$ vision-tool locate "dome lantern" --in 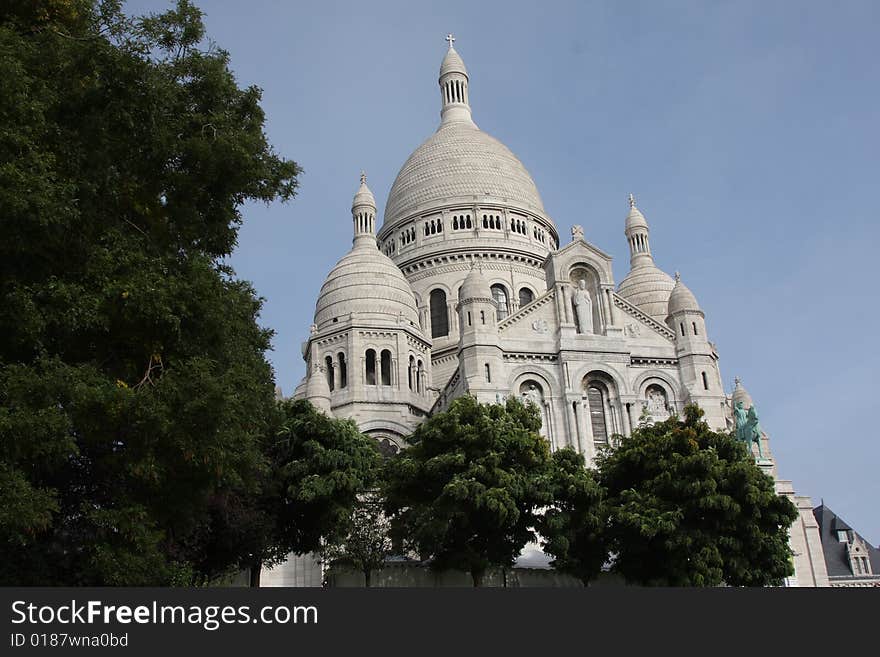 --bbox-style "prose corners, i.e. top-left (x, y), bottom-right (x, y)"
top-left (439, 34), bottom-right (473, 126)
top-left (351, 171), bottom-right (377, 246)
top-left (618, 195), bottom-right (676, 321)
